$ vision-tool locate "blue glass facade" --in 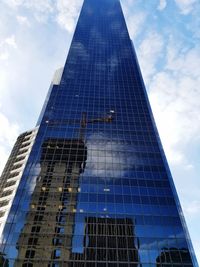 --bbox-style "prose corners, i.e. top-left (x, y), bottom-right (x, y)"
top-left (0, 0), bottom-right (198, 266)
